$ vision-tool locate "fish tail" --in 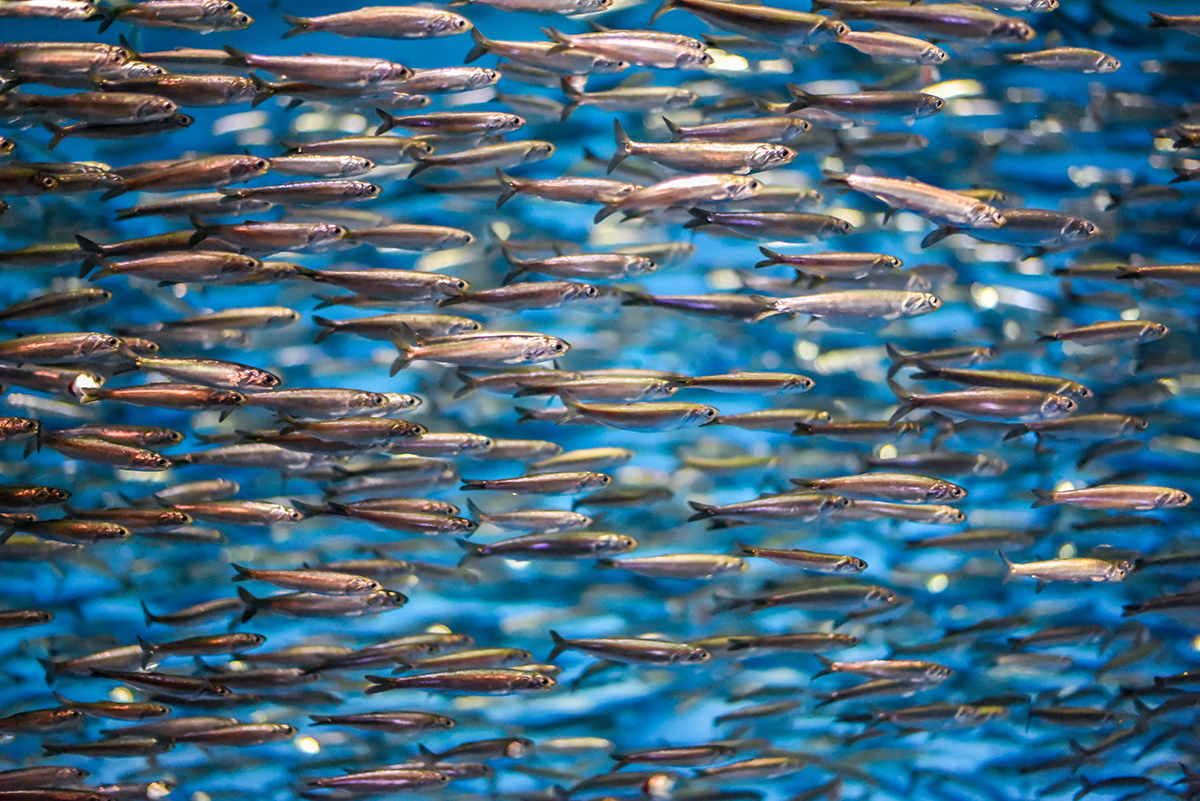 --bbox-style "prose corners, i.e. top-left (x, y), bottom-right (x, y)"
top-left (619, 291), bottom-right (652, 307)
top-left (686, 500), bottom-right (715, 522)
top-left (683, 208), bottom-right (712, 230)
top-left (811, 654), bottom-right (835, 678)
top-left (466, 497), bottom-right (486, 521)
top-left (785, 84), bottom-right (814, 113)
top-left (455, 537), bottom-right (484, 565)
top-left (311, 316), bottom-right (340, 344)
top-left (187, 213), bottom-right (212, 247)
top-left (494, 168), bottom-right (519, 209)
top-left (363, 675), bottom-right (392, 694)
top-left (1001, 425), bottom-right (1028, 442)
top-left (417, 743), bottom-right (439, 764)
top-left (280, 13), bottom-right (310, 38)
top-left (117, 33), bottom-right (141, 59)
top-left (216, 187), bottom-right (242, 204)
top-left (236, 585), bottom-right (260, 623)
top-left (308, 715), bottom-right (331, 725)
top-left (996, 549), bottom-right (1014, 583)
top-left (249, 73), bottom-right (276, 108)
top-left (499, 247), bottom-right (527, 286)
top-left (547, 629), bottom-right (569, 662)
top-left (43, 120), bottom-right (68, 151)
top-left (594, 204), bottom-right (618, 224)
top-left (542, 27), bottom-right (571, 52)
top-left (661, 116), bottom-right (684, 142)
top-left (374, 108), bottom-right (396, 136)
top-left (452, 369), bottom-right (479, 399)
top-left (222, 45), bottom-right (251, 66)
top-left (140, 601), bottom-right (160, 627)
top-left (595, 558), bottom-right (616, 569)
top-left (1030, 488), bottom-right (1055, 508)
top-left (100, 184), bottom-right (127, 201)
top-left (755, 246), bottom-right (783, 268)
top-left (556, 390), bottom-right (583, 425)
top-left (325, 501), bottom-right (350, 516)
top-left (136, 635), bottom-right (155, 670)
top-left (37, 657), bottom-right (57, 685)
top-left (648, 0), bottom-right (676, 25)
top-left (230, 562), bottom-right (254, 582)
top-left (887, 401), bottom-right (915, 427)
top-left (94, 5), bottom-right (123, 34)
top-left (609, 119), bottom-right (634, 174)
top-left (920, 226), bottom-right (956, 249)
top-left (459, 480), bottom-right (484, 491)
top-left (465, 28), bottom-right (491, 63)
top-left (733, 542), bottom-right (758, 556)
top-left (1148, 11), bottom-right (1170, 27)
